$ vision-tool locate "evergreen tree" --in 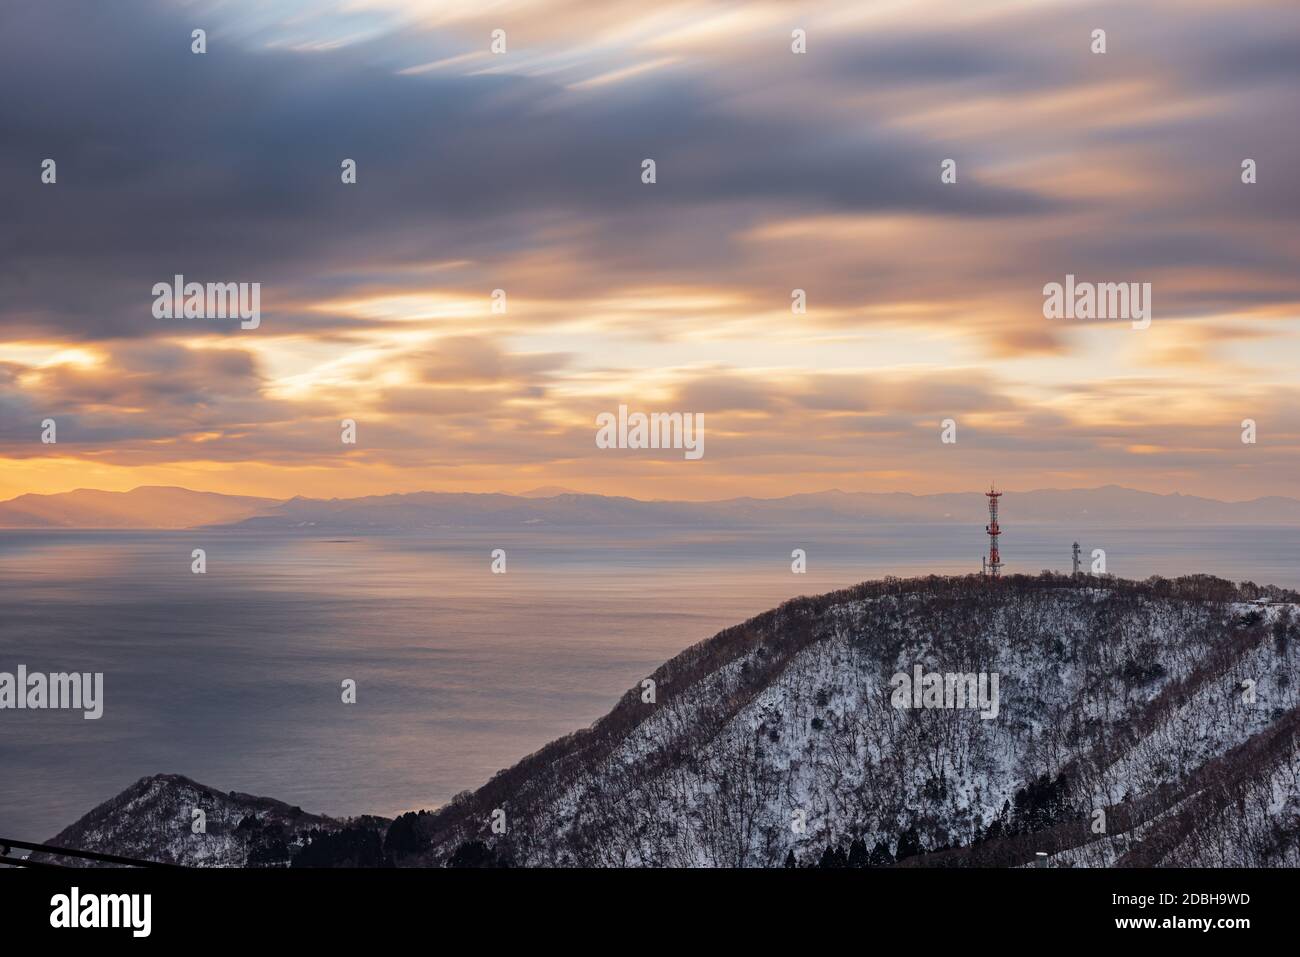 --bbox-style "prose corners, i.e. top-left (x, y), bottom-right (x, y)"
top-left (447, 840), bottom-right (498, 868)
top-left (817, 844), bottom-right (849, 868)
top-left (848, 838), bottom-right (869, 868)
top-left (896, 826), bottom-right (924, 861)
top-left (867, 840), bottom-right (895, 867)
